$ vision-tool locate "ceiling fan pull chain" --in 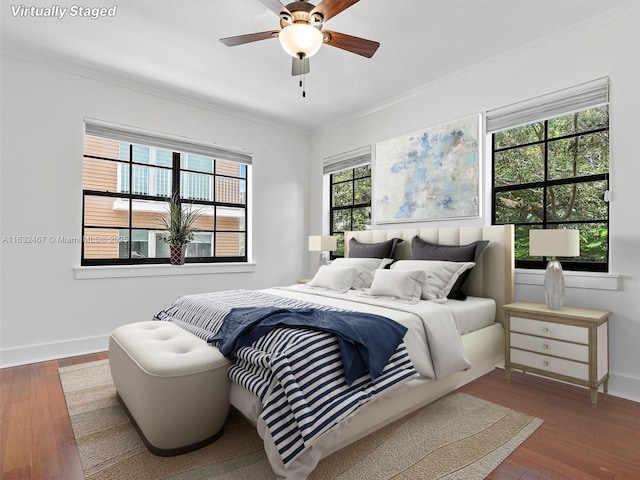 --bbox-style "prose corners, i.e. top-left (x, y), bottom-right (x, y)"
top-left (296, 54), bottom-right (306, 98)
